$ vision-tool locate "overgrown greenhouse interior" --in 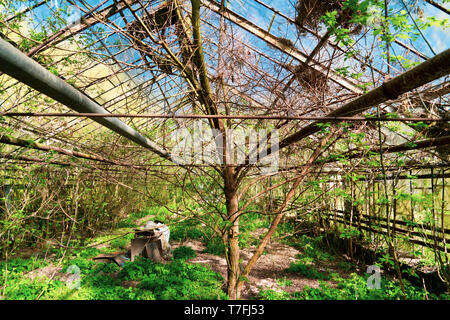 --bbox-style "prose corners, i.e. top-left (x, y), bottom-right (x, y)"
top-left (0, 0), bottom-right (449, 300)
